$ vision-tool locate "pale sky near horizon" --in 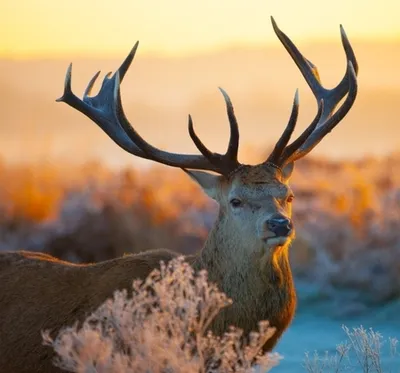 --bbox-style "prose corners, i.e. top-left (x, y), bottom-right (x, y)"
top-left (2, 0), bottom-right (400, 58)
